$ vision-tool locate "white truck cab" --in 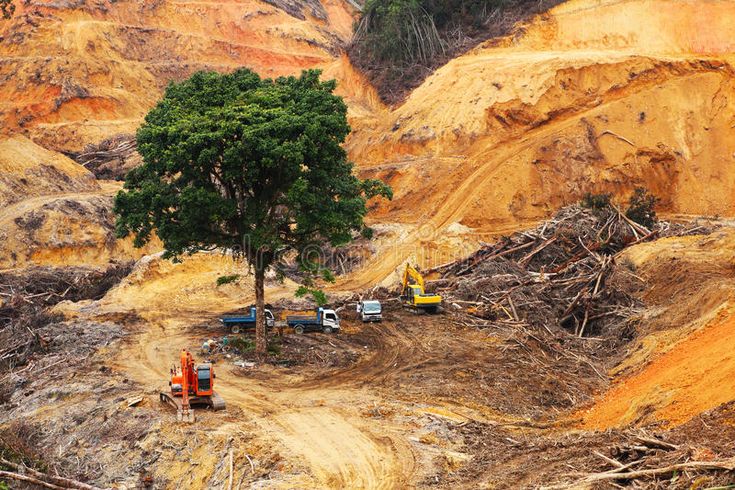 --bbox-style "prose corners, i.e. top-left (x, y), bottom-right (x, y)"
top-left (322, 309), bottom-right (340, 330)
top-left (359, 300), bottom-right (383, 322)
